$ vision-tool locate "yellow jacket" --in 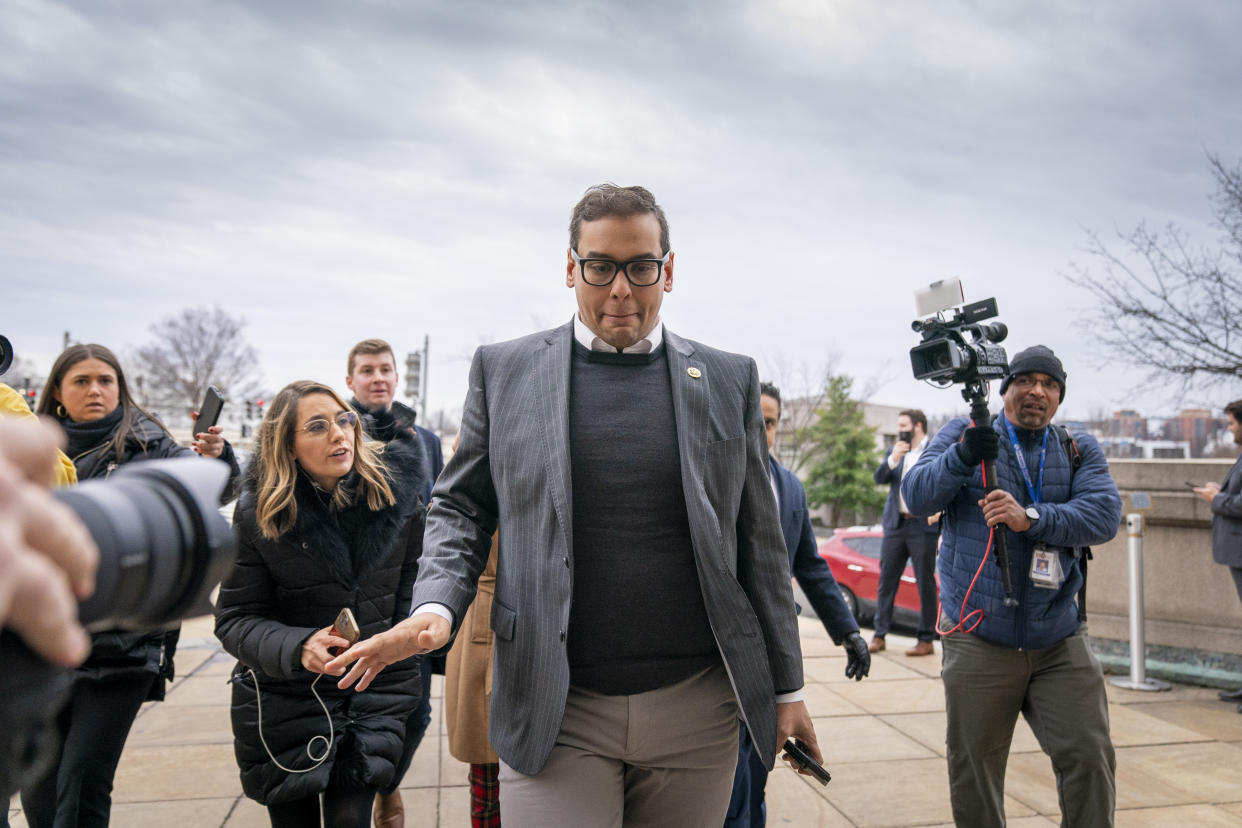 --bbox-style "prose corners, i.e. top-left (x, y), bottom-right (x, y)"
top-left (0, 383), bottom-right (77, 486)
